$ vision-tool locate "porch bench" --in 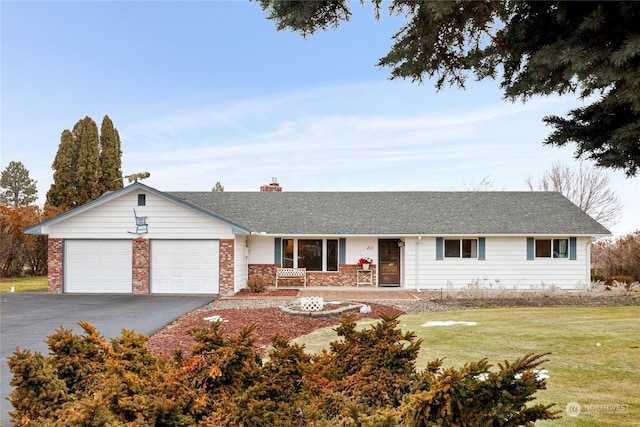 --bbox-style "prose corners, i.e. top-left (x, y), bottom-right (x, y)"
top-left (275, 267), bottom-right (307, 288)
